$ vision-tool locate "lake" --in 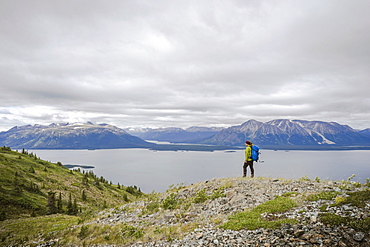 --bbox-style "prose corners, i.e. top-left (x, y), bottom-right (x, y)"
top-left (32, 149), bottom-right (370, 193)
